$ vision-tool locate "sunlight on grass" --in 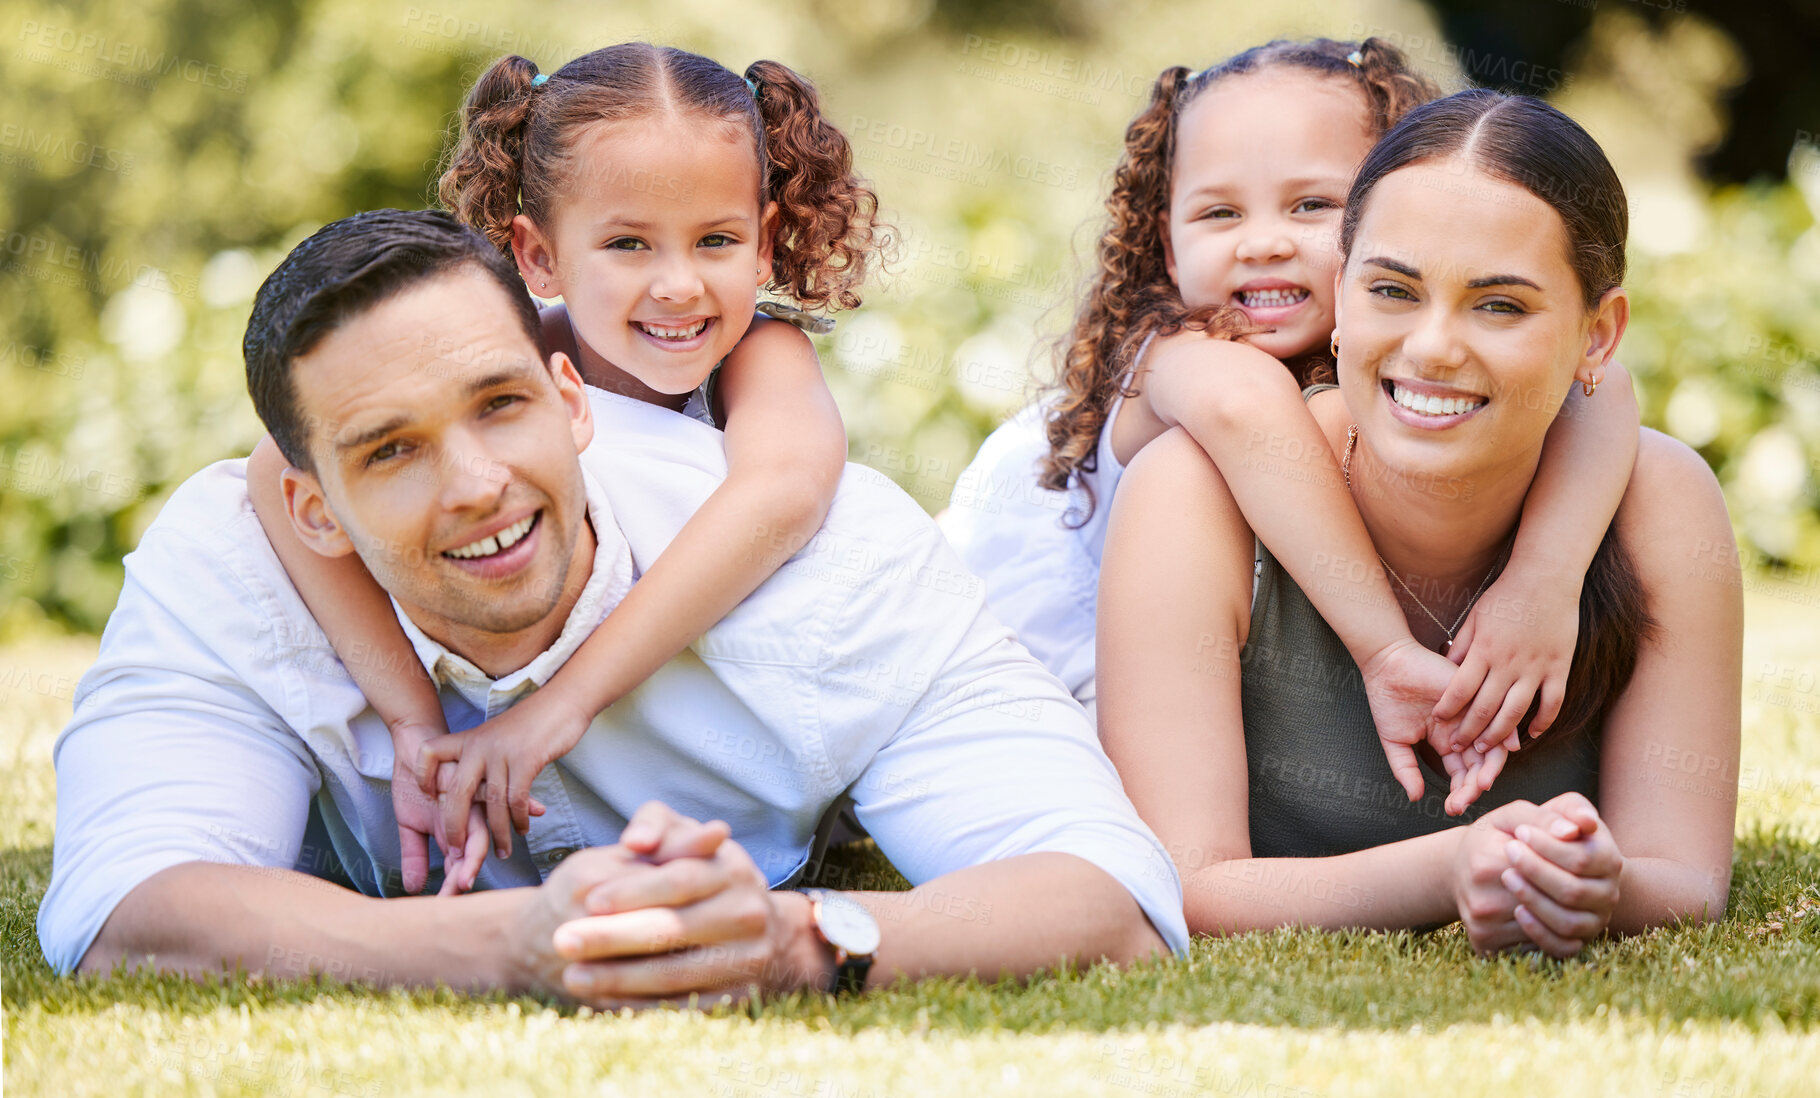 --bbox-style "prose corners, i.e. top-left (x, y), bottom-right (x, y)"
top-left (3, 590), bottom-right (1817, 1096)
